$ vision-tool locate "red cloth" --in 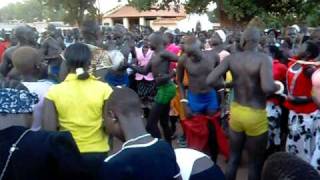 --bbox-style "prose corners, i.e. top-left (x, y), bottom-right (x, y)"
top-left (208, 113), bottom-right (230, 160)
top-left (0, 41), bottom-right (8, 63)
top-left (181, 115), bottom-right (209, 152)
top-left (284, 58), bottom-right (318, 113)
top-left (268, 60), bottom-right (288, 105)
top-left (181, 113), bottom-right (230, 160)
